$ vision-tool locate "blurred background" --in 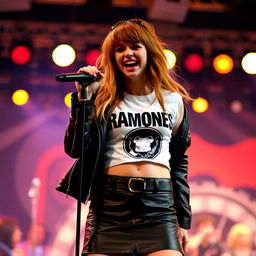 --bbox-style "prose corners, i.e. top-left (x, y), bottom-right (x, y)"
top-left (0, 0), bottom-right (255, 255)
